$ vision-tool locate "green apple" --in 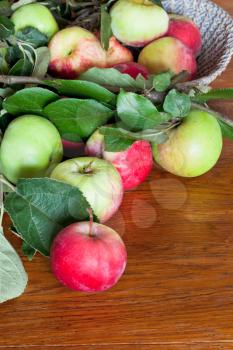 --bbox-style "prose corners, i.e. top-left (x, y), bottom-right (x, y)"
top-left (153, 109), bottom-right (223, 177)
top-left (0, 115), bottom-right (63, 184)
top-left (50, 157), bottom-right (123, 223)
top-left (11, 3), bottom-right (59, 39)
